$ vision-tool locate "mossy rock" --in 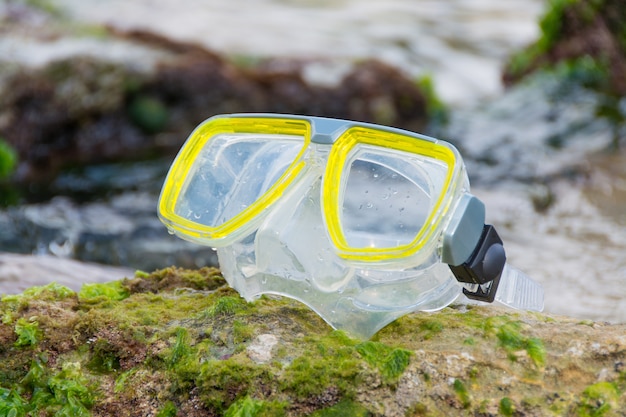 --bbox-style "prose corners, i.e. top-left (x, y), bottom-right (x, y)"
top-left (503, 0), bottom-right (626, 96)
top-left (0, 266), bottom-right (624, 416)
